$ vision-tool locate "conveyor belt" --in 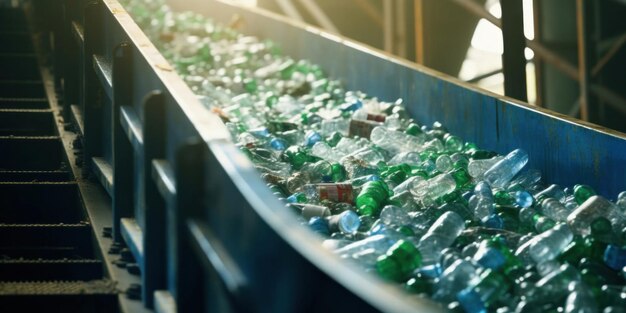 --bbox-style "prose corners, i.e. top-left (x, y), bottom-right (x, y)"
top-left (0, 7), bottom-right (118, 312)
